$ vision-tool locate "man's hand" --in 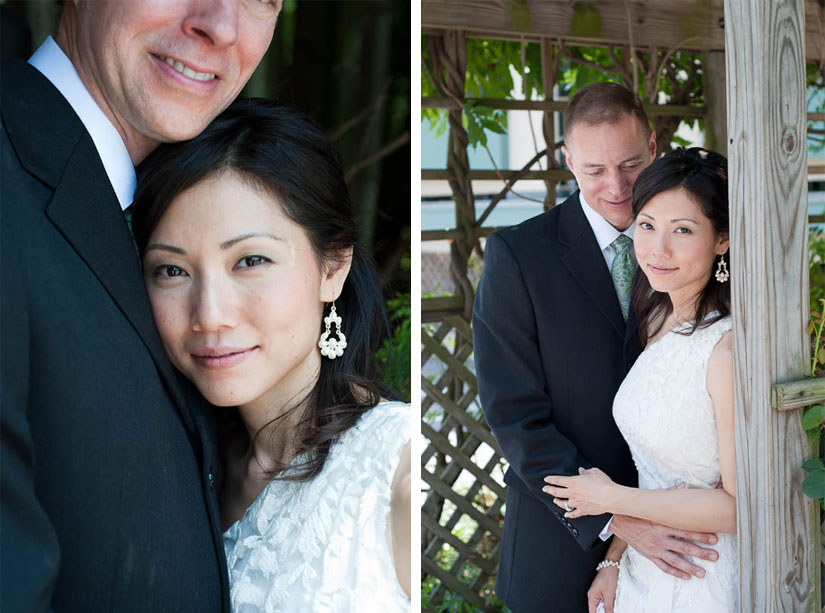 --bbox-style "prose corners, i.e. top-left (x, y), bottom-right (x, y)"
top-left (587, 566), bottom-right (618, 613)
top-left (609, 515), bottom-right (718, 580)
